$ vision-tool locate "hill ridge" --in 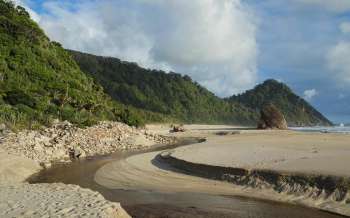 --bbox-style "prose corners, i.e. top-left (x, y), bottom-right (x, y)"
top-left (228, 79), bottom-right (332, 126)
top-left (70, 50), bottom-right (332, 126)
